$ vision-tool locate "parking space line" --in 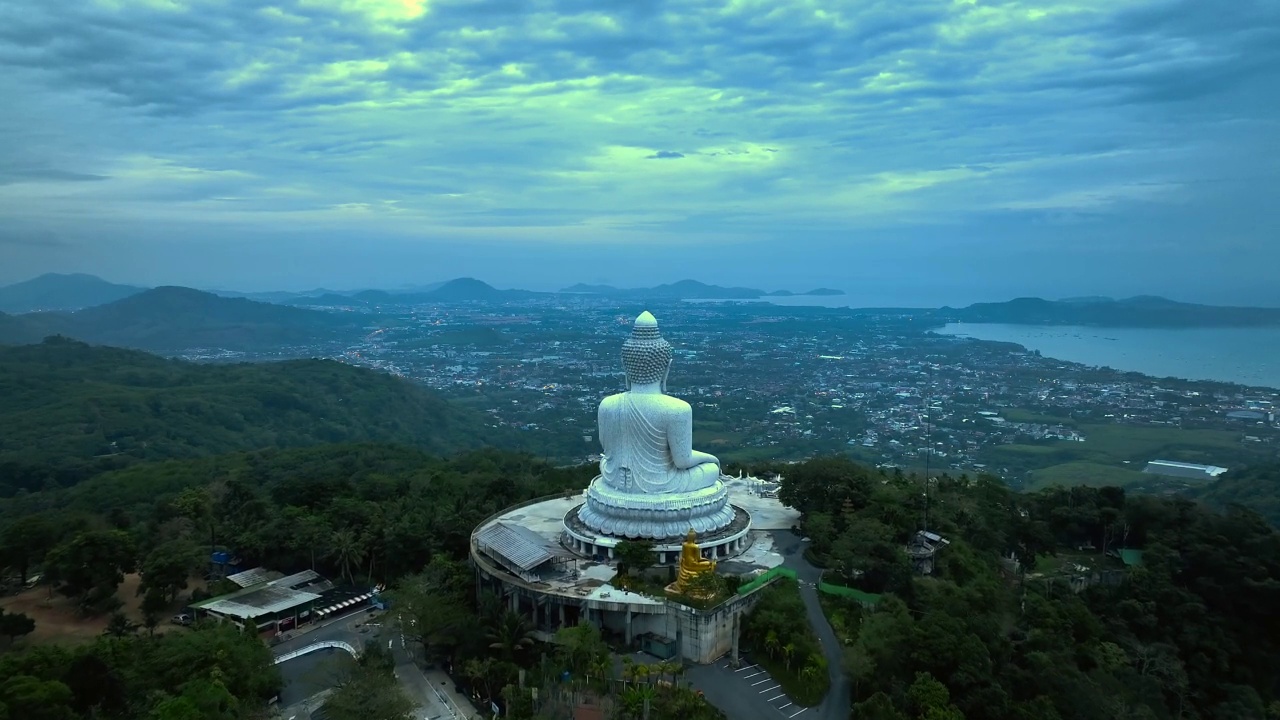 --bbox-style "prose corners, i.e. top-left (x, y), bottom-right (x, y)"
top-left (788, 709), bottom-right (807, 718)
top-left (779, 702), bottom-right (792, 710)
top-left (751, 678), bottom-right (772, 686)
top-left (744, 671), bottom-right (766, 679)
top-left (767, 693), bottom-right (786, 701)
top-left (735, 664), bottom-right (758, 673)
top-left (759, 684), bottom-right (780, 693)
